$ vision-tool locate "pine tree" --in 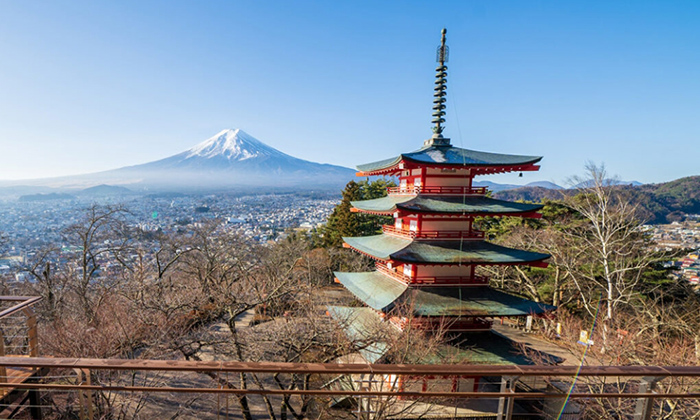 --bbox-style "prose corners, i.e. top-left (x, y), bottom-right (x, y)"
top-left (319, 179), bottom-right (395, 248)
